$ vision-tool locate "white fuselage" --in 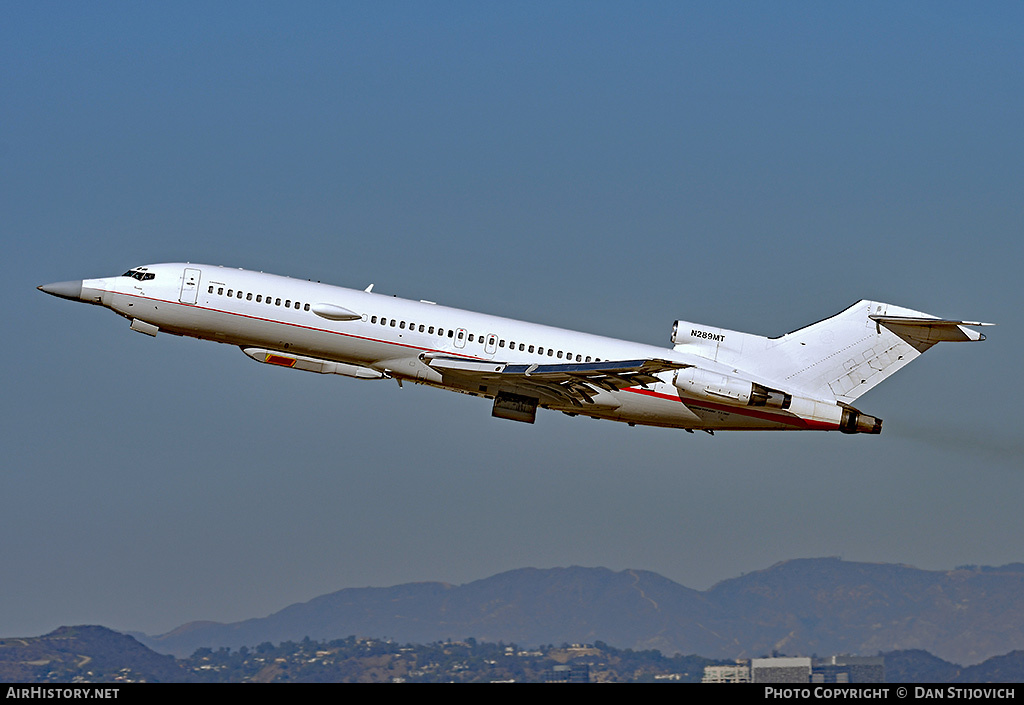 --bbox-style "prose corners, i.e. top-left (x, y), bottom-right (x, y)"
top-left (62, 262), bottom-right (862, 432)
